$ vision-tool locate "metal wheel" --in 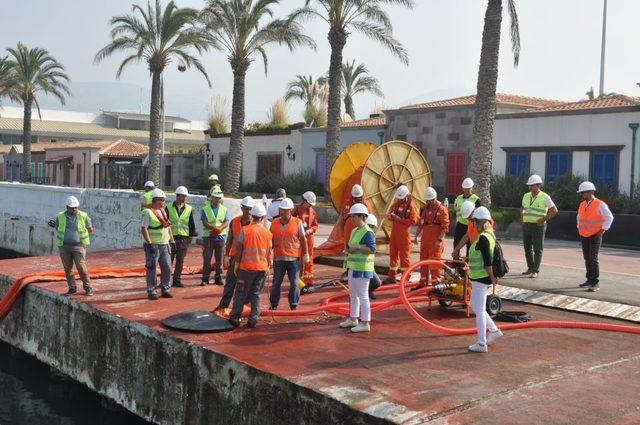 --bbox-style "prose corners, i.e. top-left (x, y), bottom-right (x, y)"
top-left (486, 294), bottom-right (502, 316)
top-left (438, 299), bottom-right (453, 308)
